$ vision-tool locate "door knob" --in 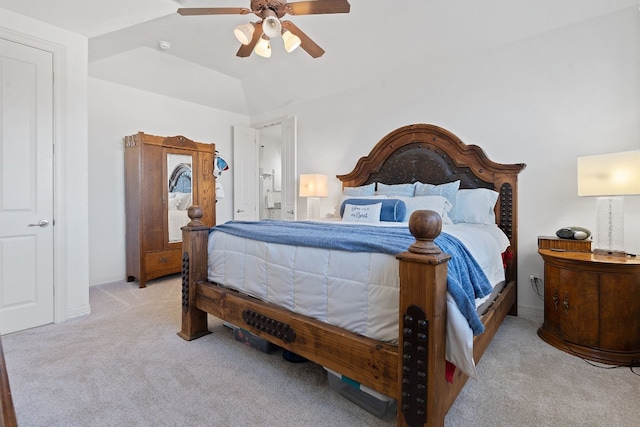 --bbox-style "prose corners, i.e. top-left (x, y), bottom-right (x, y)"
top-left (28, 219), bottom-right (49, 228)
top-left (236, 209), bottom-right (245, 213)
